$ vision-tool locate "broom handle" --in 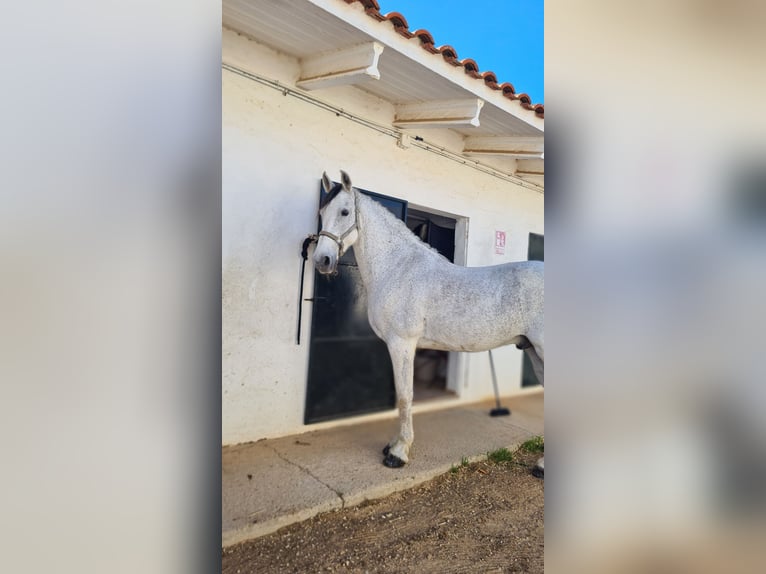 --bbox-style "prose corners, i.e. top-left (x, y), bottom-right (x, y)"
top-left (488, 350), bottom-right (501, 408)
